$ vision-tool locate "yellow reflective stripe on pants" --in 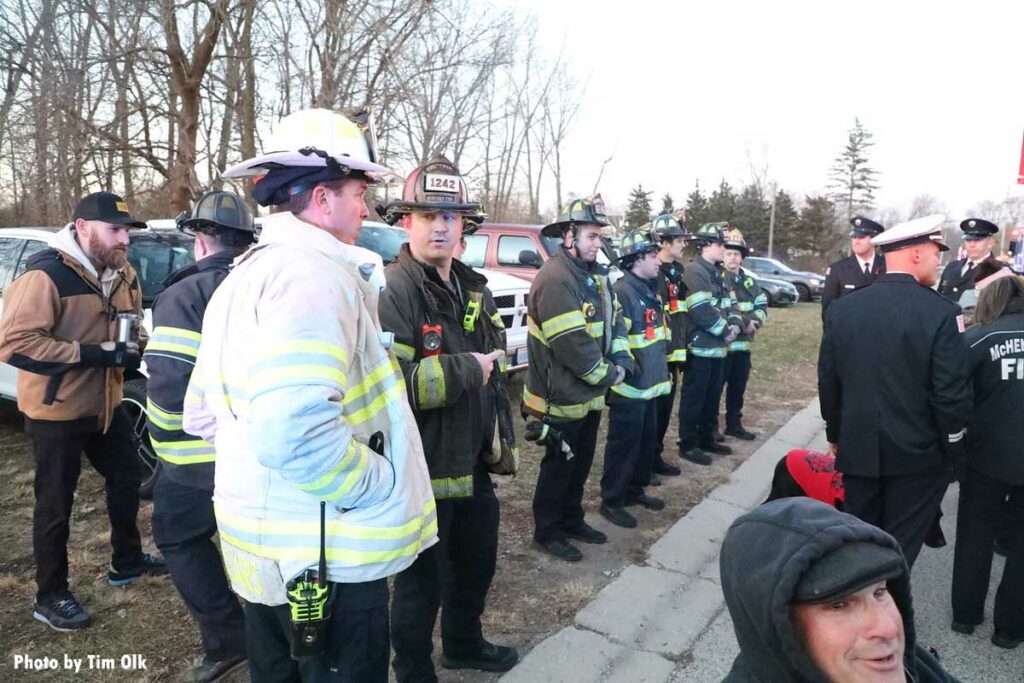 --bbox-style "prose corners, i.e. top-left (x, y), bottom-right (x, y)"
top-left (432, 475), bottom-right (474, 499)
top-left (611, 380), bottom-right (671, 400)
top-left (151, 437), bottom-right (216, 465)
top-left (413, 356), bottom-right (447, 410)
